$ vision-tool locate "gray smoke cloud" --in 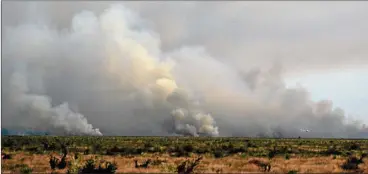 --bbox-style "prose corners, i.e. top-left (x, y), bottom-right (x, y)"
top-left (4, 2), bottom-right (368, 74)
top-left (3, 64), bottom-right (102, 136)
top-left (2, 2), bottom-right (366, 137)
